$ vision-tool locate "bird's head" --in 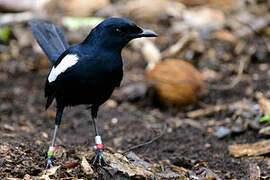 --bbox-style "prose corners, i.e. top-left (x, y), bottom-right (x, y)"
top-left (83, 18), bottom-right (157, 51)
